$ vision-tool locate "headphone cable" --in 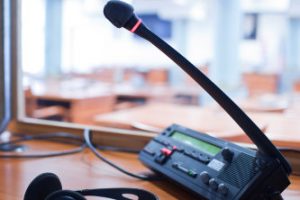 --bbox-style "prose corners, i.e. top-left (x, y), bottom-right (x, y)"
top-left (0, 132), bottom-right (86, 158)
top-left (83, 128), bottom-right (159, 181)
